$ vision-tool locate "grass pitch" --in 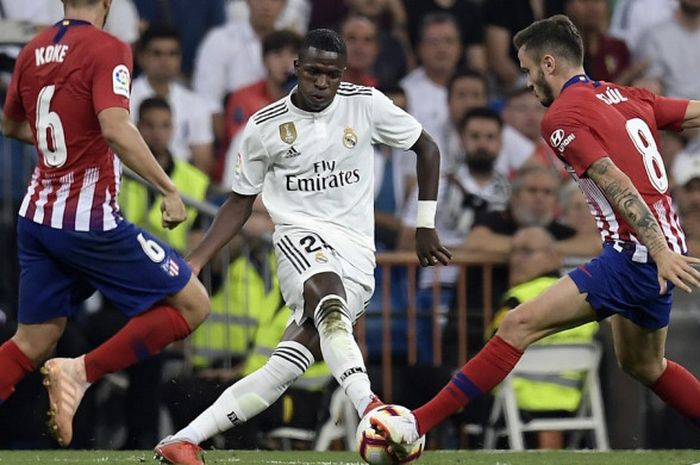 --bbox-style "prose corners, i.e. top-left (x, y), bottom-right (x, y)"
top-left (0, 450), bottom-right (698, 465)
